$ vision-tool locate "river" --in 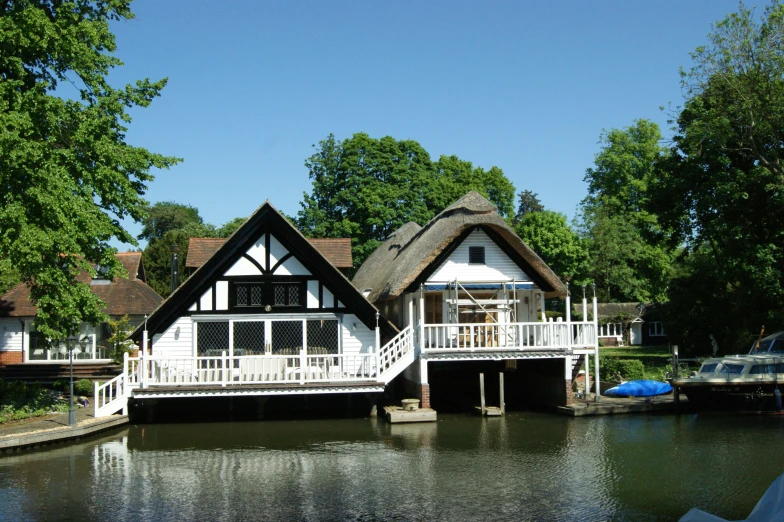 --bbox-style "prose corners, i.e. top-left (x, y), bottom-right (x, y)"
top-left (2, 412), bottom-right (784, 521)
